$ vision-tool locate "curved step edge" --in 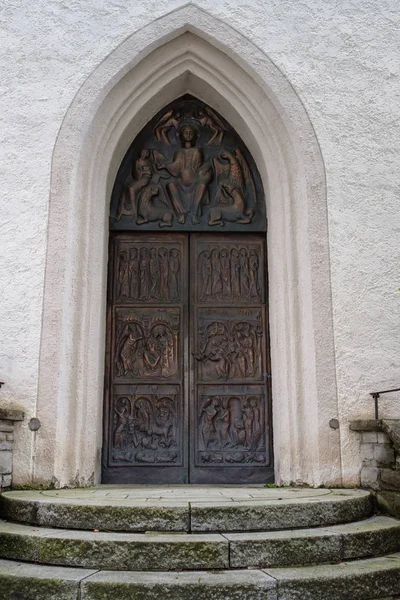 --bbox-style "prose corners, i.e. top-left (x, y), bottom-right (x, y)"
top-left (264, 552), bottom-right (400, 600)
top-left (1, 555), bottom-right (399, 600)
top-left (0, 489), bottom-right (372, 533)
top-left (0, 516), bottom-right (399, 571)
top-left (190, 490), bottom-right (373, 532)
